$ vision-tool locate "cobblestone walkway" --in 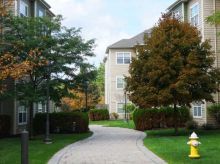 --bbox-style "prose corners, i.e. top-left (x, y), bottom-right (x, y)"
top-left (48, 125), bottom-right (166, 164)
